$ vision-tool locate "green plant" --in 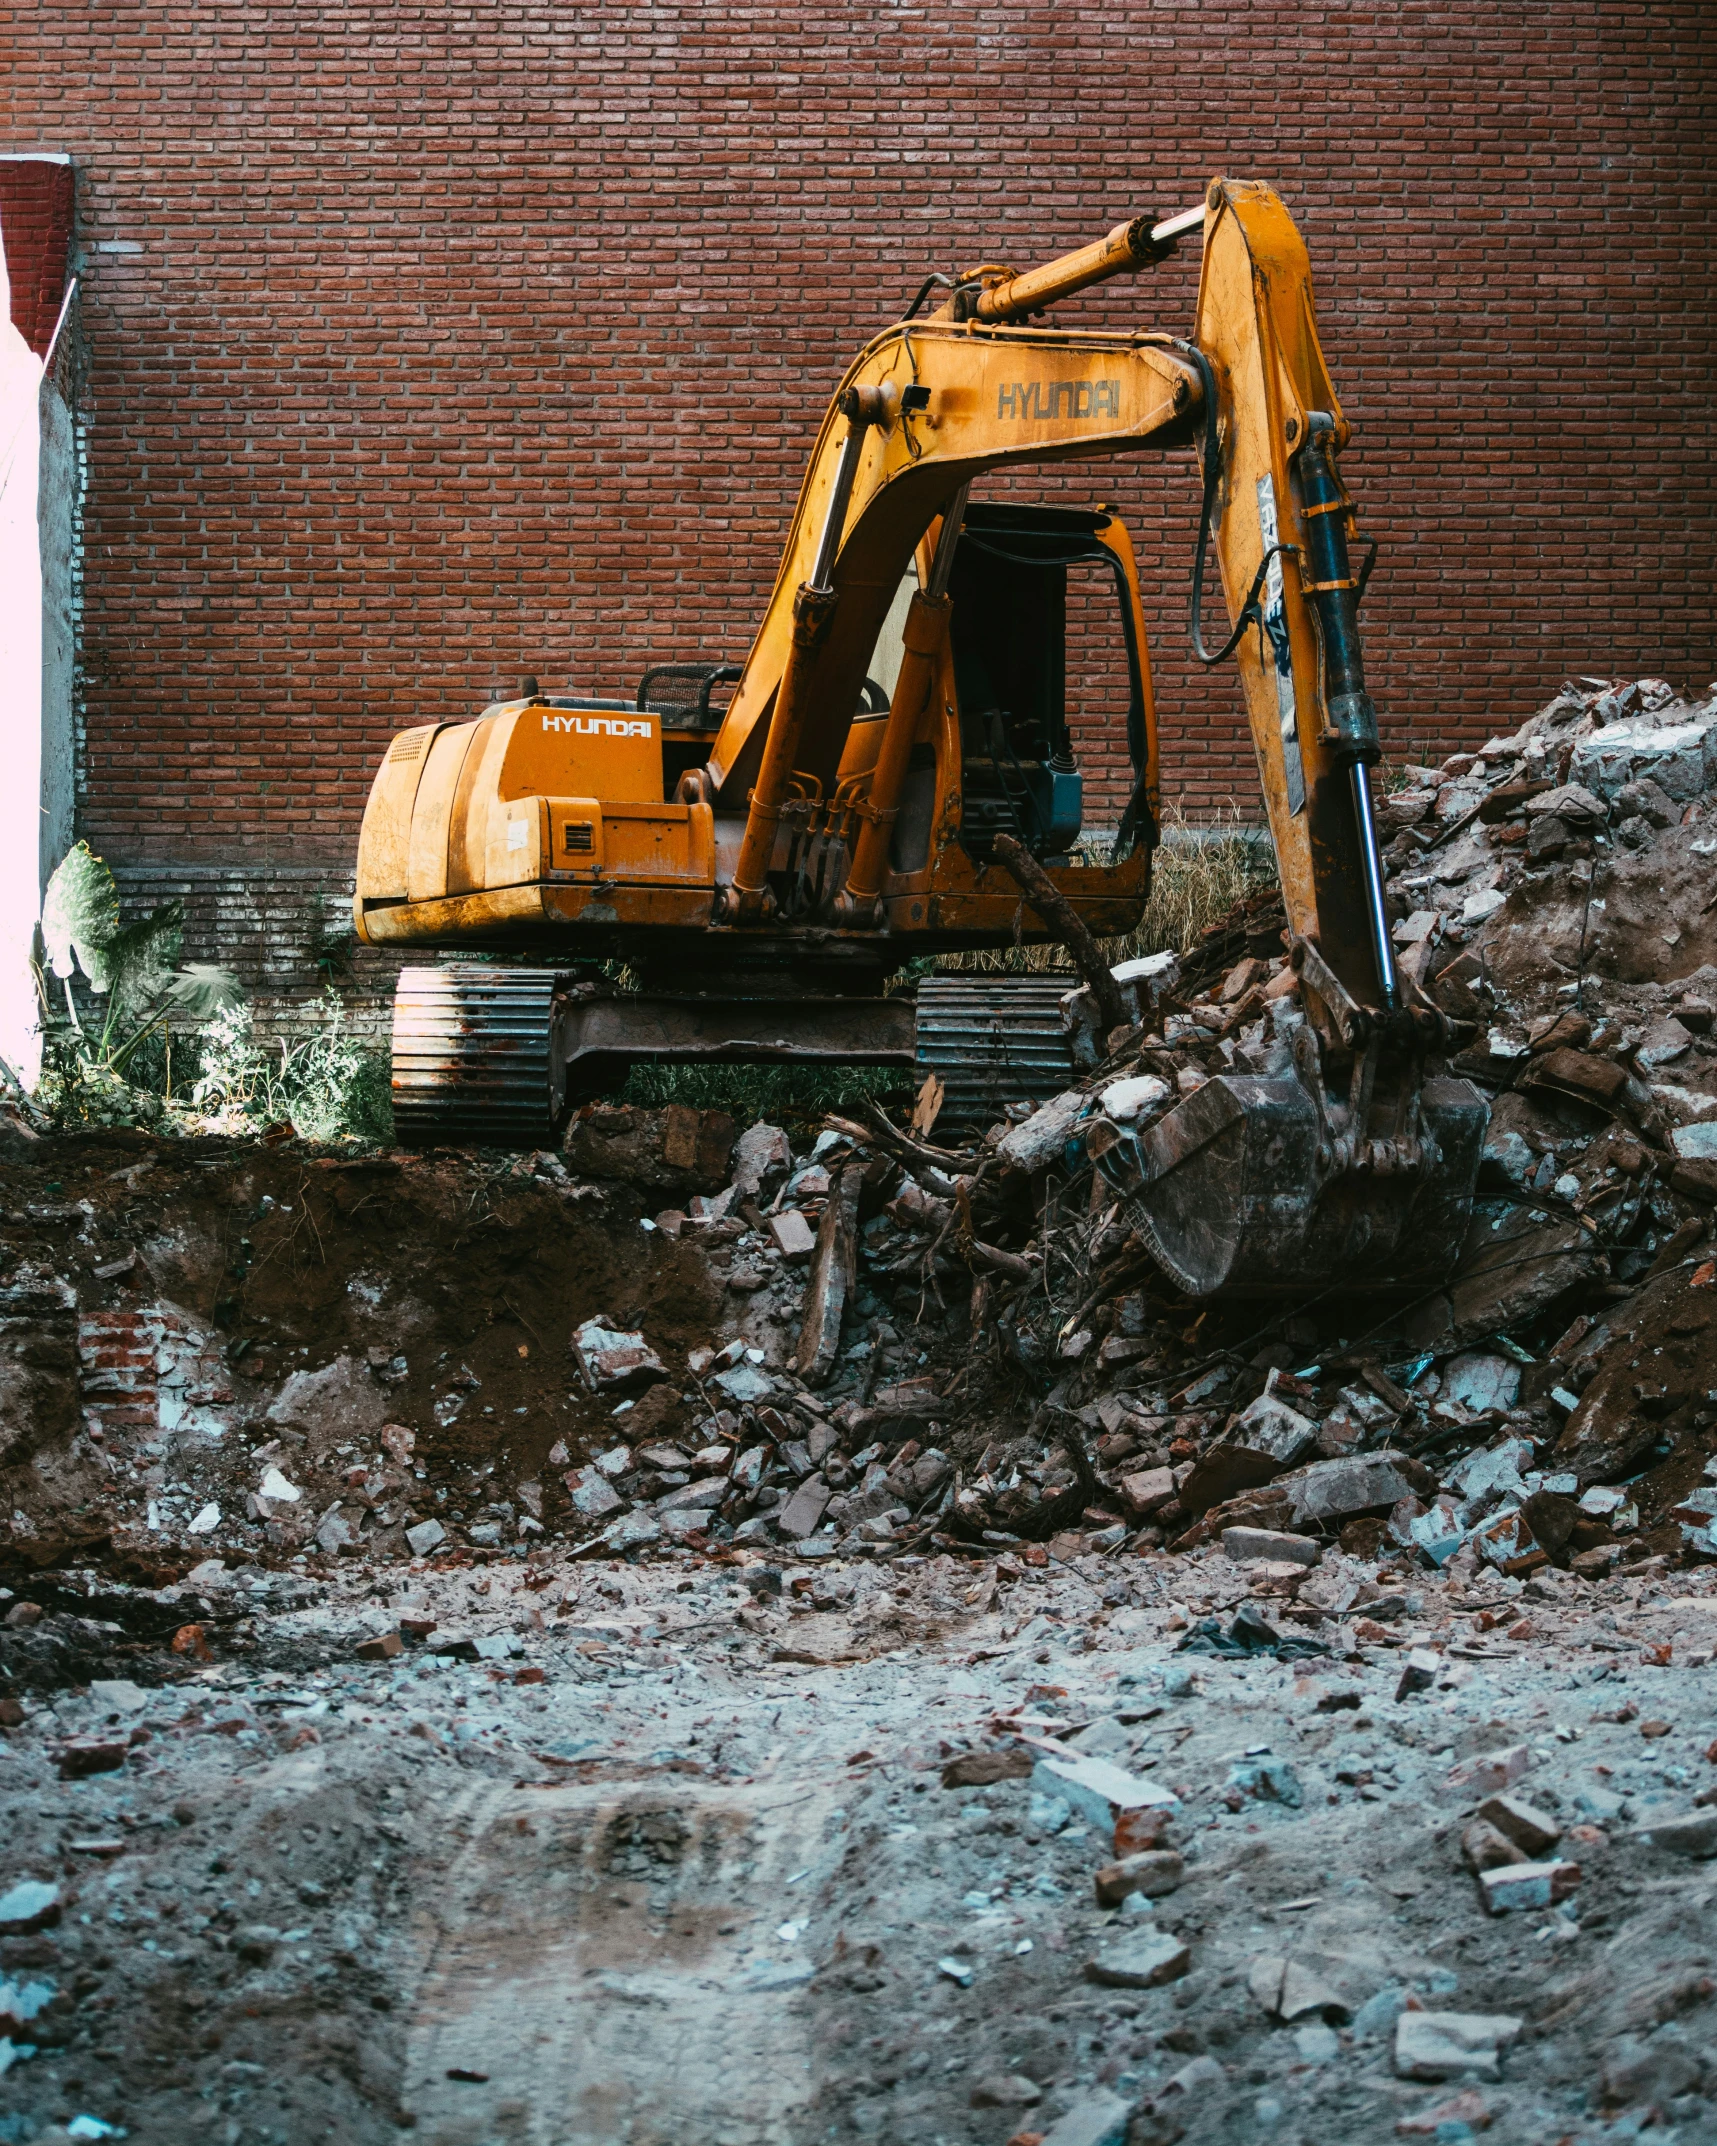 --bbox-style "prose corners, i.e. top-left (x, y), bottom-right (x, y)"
top-left (616, 1060), bottom-right (906, 1125)
top-left (36, 843), bottom-right (243, 1119)
top-left (307, 889), bottom-right (359, 984)
top-left (191, 994), bottom-right (393, 1144)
